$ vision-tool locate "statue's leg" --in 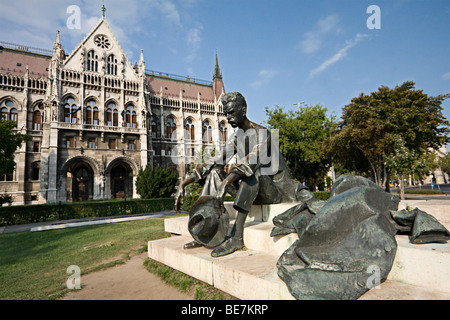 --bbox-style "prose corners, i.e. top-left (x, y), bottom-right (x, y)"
top-left (184, 240), bottom-right (202, 249)
top-left (185, 168), bottom-right (226, 250)
top-left (211, 210), bottom-right (247, 257)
